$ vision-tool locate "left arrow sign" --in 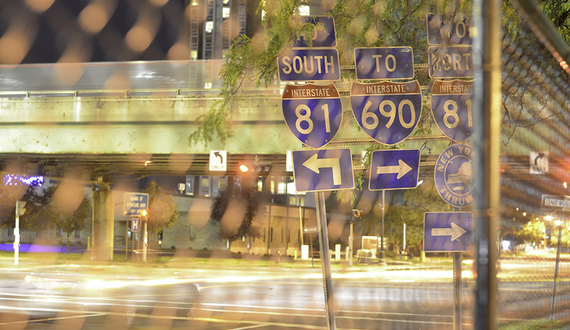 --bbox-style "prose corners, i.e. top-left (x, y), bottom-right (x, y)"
top-left (292, 148), bottom-right (354, 192)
